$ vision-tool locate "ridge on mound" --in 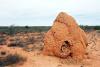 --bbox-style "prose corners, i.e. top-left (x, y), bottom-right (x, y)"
top-left (43, 12), bottom-right (87, 61)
